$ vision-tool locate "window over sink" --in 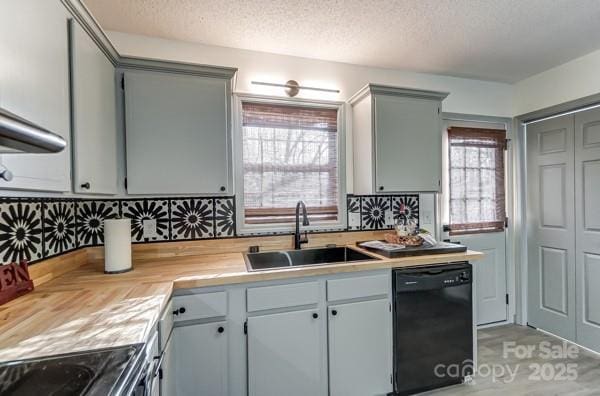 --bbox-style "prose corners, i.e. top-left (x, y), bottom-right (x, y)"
top-left (235, 96), bottom-right (346, 234)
